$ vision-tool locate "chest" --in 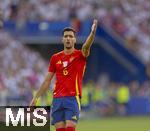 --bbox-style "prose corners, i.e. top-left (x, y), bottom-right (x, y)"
top-left (55, 54), bottom-right (77, 71)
